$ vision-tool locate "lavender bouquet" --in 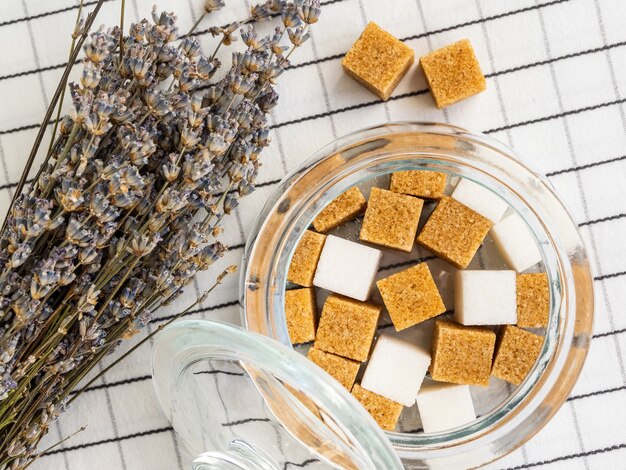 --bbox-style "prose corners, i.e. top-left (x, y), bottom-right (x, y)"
top-left (0, 0), bottom-right (320, 467)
